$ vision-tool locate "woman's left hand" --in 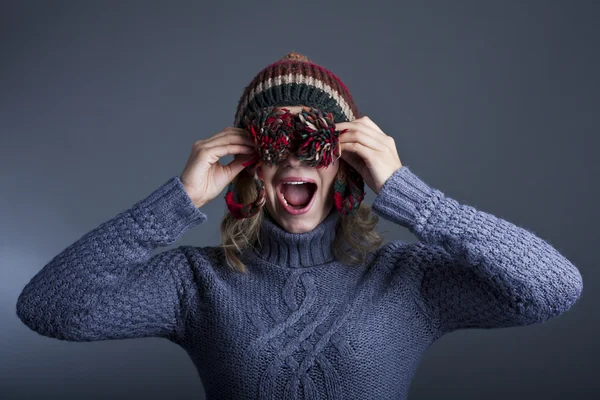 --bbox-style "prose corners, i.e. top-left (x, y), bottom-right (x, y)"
top-left (336, 116), bottom-right (403, 195)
